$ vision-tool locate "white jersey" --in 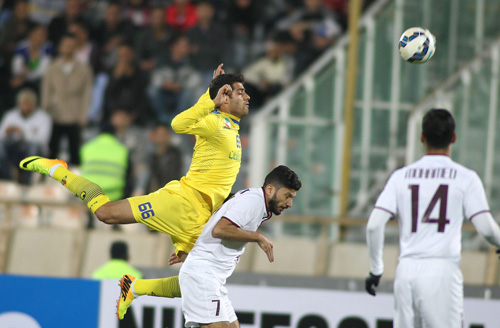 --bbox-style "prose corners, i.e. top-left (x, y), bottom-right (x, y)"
top-left (375, 155), bottom-right (490, 261)
top-left (183, 187), bottom-right (271, 279)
